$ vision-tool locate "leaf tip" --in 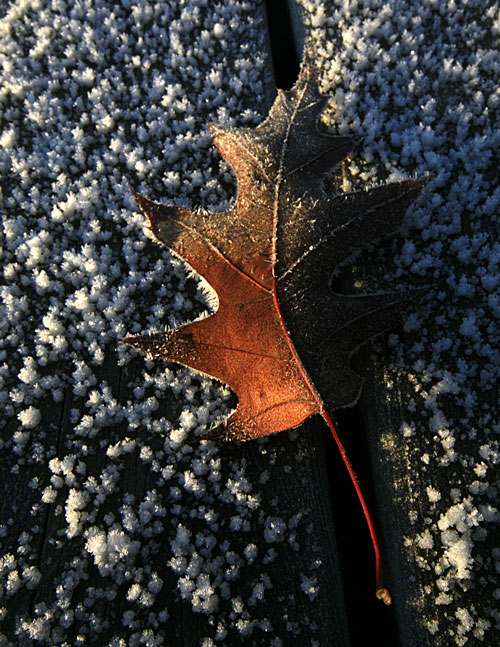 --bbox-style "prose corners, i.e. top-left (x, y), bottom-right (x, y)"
top-left (132, 190), bottom-right (156, 219)
top-left (120, 333), bottom-right (168, 360)
top-left (131, 189), bottom-right (180, 244)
